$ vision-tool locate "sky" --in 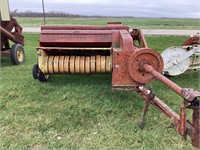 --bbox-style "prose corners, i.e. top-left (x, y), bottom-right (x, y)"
top-left (9, 0), bottom-right (200, 18)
